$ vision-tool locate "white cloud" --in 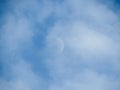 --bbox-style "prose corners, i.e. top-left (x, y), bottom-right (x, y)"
top-left (1, 14), bottom-right (34, 58)
top-left (47, 21), bottom-right (119, 65)
top-left (49, 69), bottom-right (120, 90)
top-left (45, 0), bottom-right (120, 90)
top-left (1, 0), bottom-right (120, 90)
top-left (1, 0), bottom-right (47, 90)
top-left (0, 60), bottom-right (44, 90)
